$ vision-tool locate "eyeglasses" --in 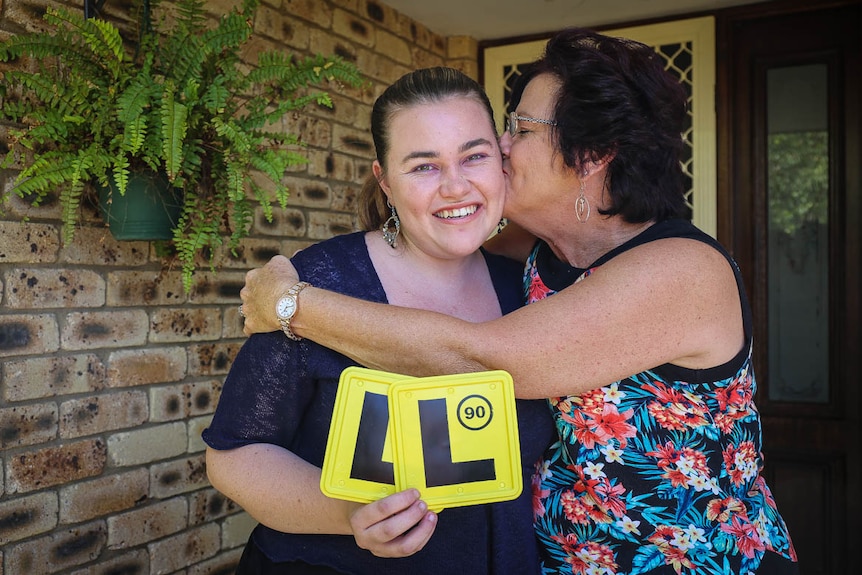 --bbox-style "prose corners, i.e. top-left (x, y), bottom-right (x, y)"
top-left (506, 112), bottom-right (557, 137)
